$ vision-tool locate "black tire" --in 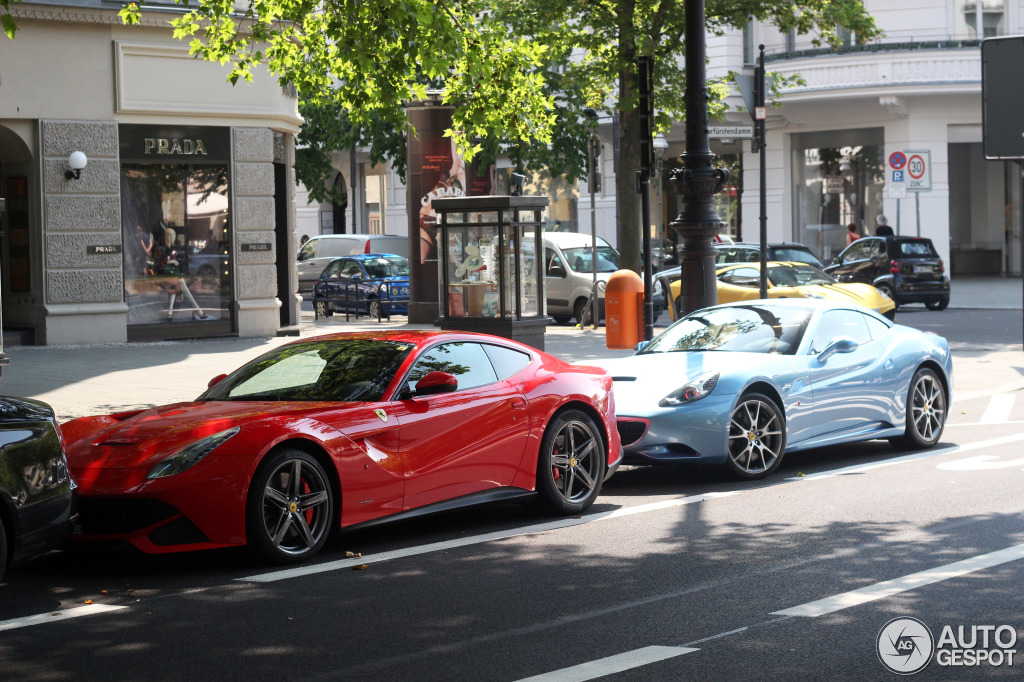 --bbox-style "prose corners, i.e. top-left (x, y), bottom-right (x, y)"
top-left (889, 367), bottom-right (948, 450)
top-left (926, 298), bottom-right (949, 311)
top-left (246, 449), bottom-right (334, 564)
top-left (877, 283), bottom-right (898, 310)
top-left (314, 299), bottom-right (333, 318)
top-left (725, 392), bottom-right (786, 479)
top-left (573, 298), bottom-right (590, 325)
top-left (368, 299), bottom-right (380, 319)
top-left (0, 516), bottom-right (7, 583)
top-left (535, 410), bottom-right (605, 515)
top-left (551, 314), bottom-right (572, 325)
